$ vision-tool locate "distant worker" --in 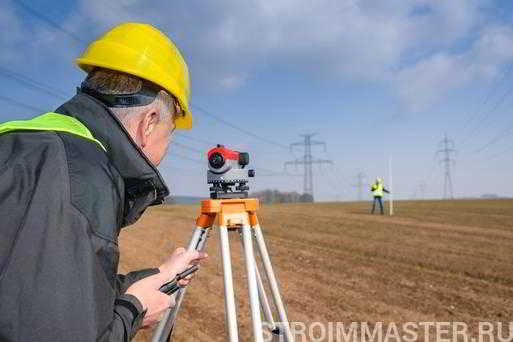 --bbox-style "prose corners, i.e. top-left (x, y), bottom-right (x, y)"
top-left (0, 23), bottom-right (208, 341)
top-left (370, 178), bottom-right (390, 215)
